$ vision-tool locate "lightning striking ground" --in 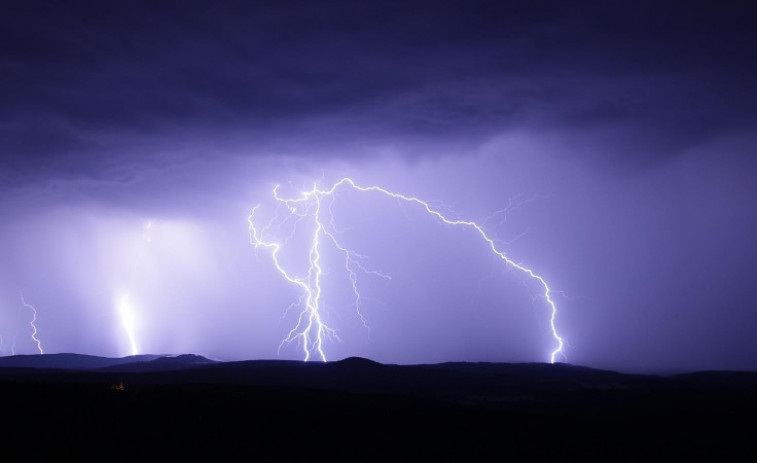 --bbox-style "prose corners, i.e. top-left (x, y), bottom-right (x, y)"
top-left (114, 220), bottom-right (153, 357)
top-left (19, 292), bottom-right (44, 355)
top-left (118, 292), bottom-right (139, 356)
top-left (248, 177), bottom-right (565, 363)
top-left (0, 336), bottom-right (15, 356)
